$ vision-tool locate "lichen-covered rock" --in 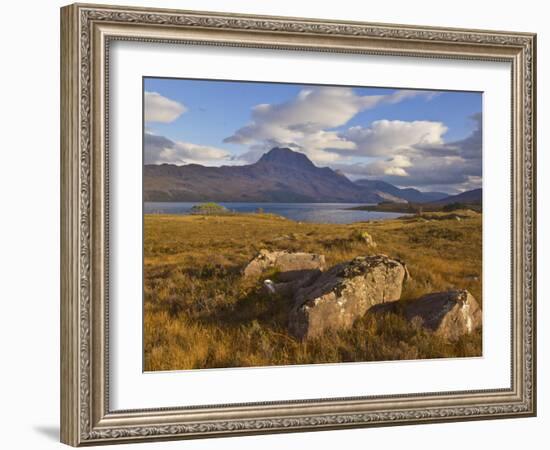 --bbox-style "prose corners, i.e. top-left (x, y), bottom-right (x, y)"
top-left (243, 249), bottom-right (326, 280)
top-left (289, 255), bottom-right (407, 340)
top-left (371, 289), bottom-right (482, 341)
